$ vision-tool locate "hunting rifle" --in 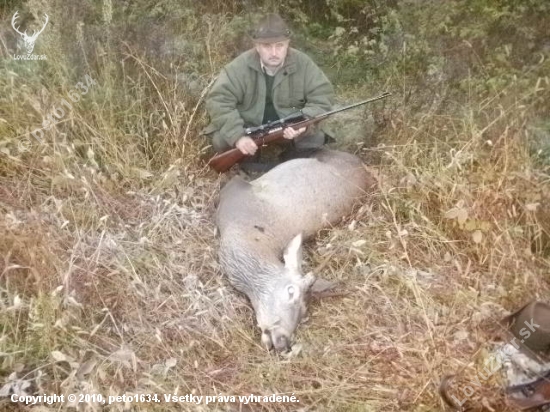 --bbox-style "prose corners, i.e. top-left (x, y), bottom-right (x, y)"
top-left (207, 91), bottom-right (391, 173)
